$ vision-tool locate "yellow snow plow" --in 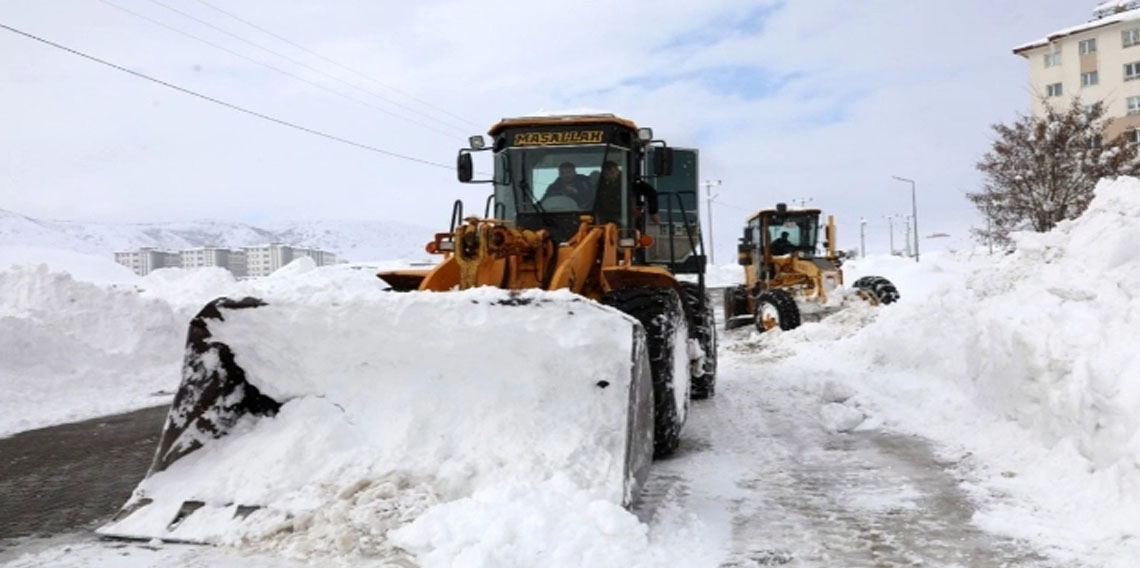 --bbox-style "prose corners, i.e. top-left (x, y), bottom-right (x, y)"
top-left (99, 114), bottom-right (717, 543)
